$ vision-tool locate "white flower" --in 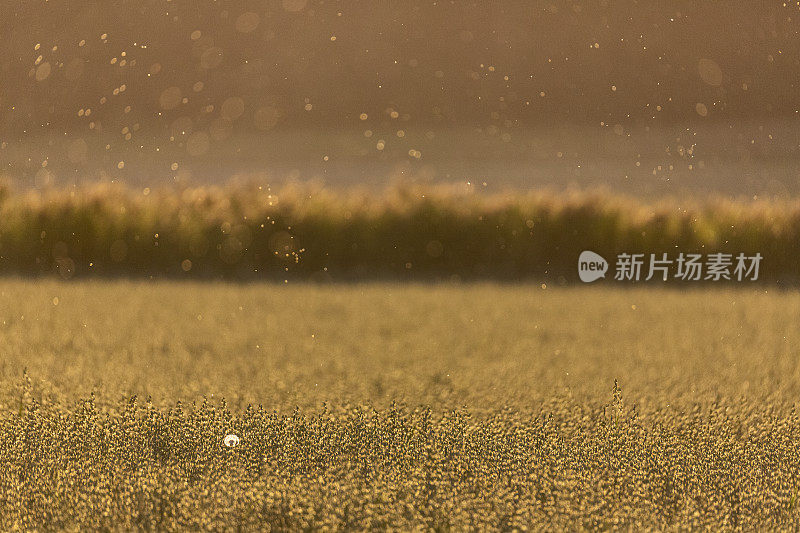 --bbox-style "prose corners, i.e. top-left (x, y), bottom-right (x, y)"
top-left (223, 434), bottom-right (240, 448)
